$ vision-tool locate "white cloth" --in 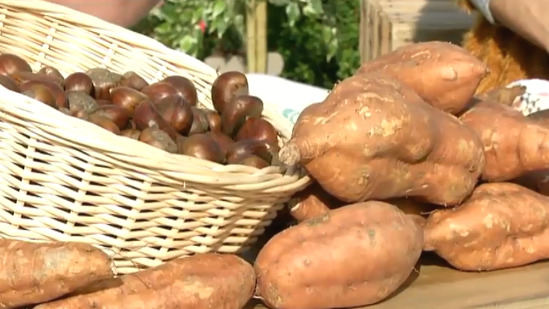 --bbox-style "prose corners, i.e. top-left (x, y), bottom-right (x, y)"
top-left (245, 73), bottom-right (329, 124)
top-left (507, 79), bottom-right (549, 115)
